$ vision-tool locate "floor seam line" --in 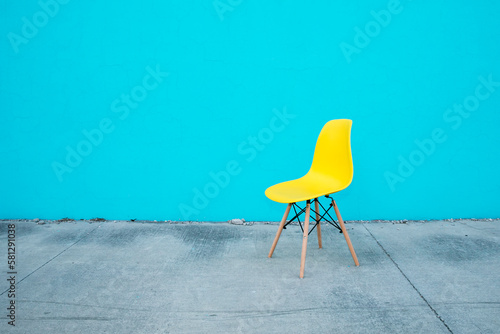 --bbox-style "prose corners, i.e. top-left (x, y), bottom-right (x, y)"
top-left (363, 224), bottom-right (454, 334)
top-left (1, 224), bottom-right (101, 296)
